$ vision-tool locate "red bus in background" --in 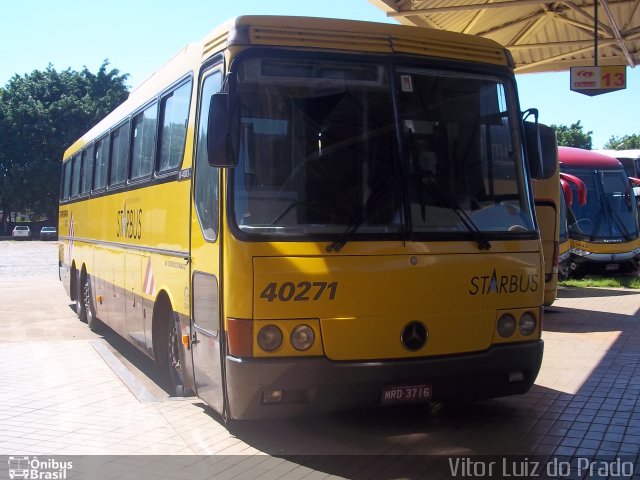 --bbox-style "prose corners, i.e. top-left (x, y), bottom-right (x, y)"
top-left (559, 147), bottom-right (640, 275)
